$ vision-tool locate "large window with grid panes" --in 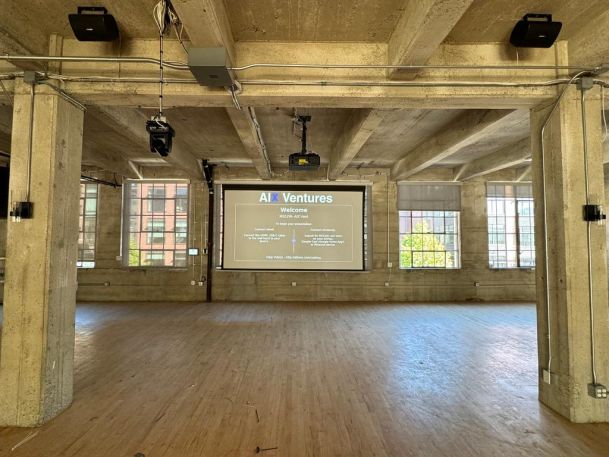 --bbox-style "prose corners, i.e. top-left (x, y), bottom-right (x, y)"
top-left (487, 183), bottom-right (535, 269)
top-left (397, 183), bottom-right (461, 269)
top-left (123, 180), bottom-right (189, 268)
top-left (78, 183), bottom-right (98, 268)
